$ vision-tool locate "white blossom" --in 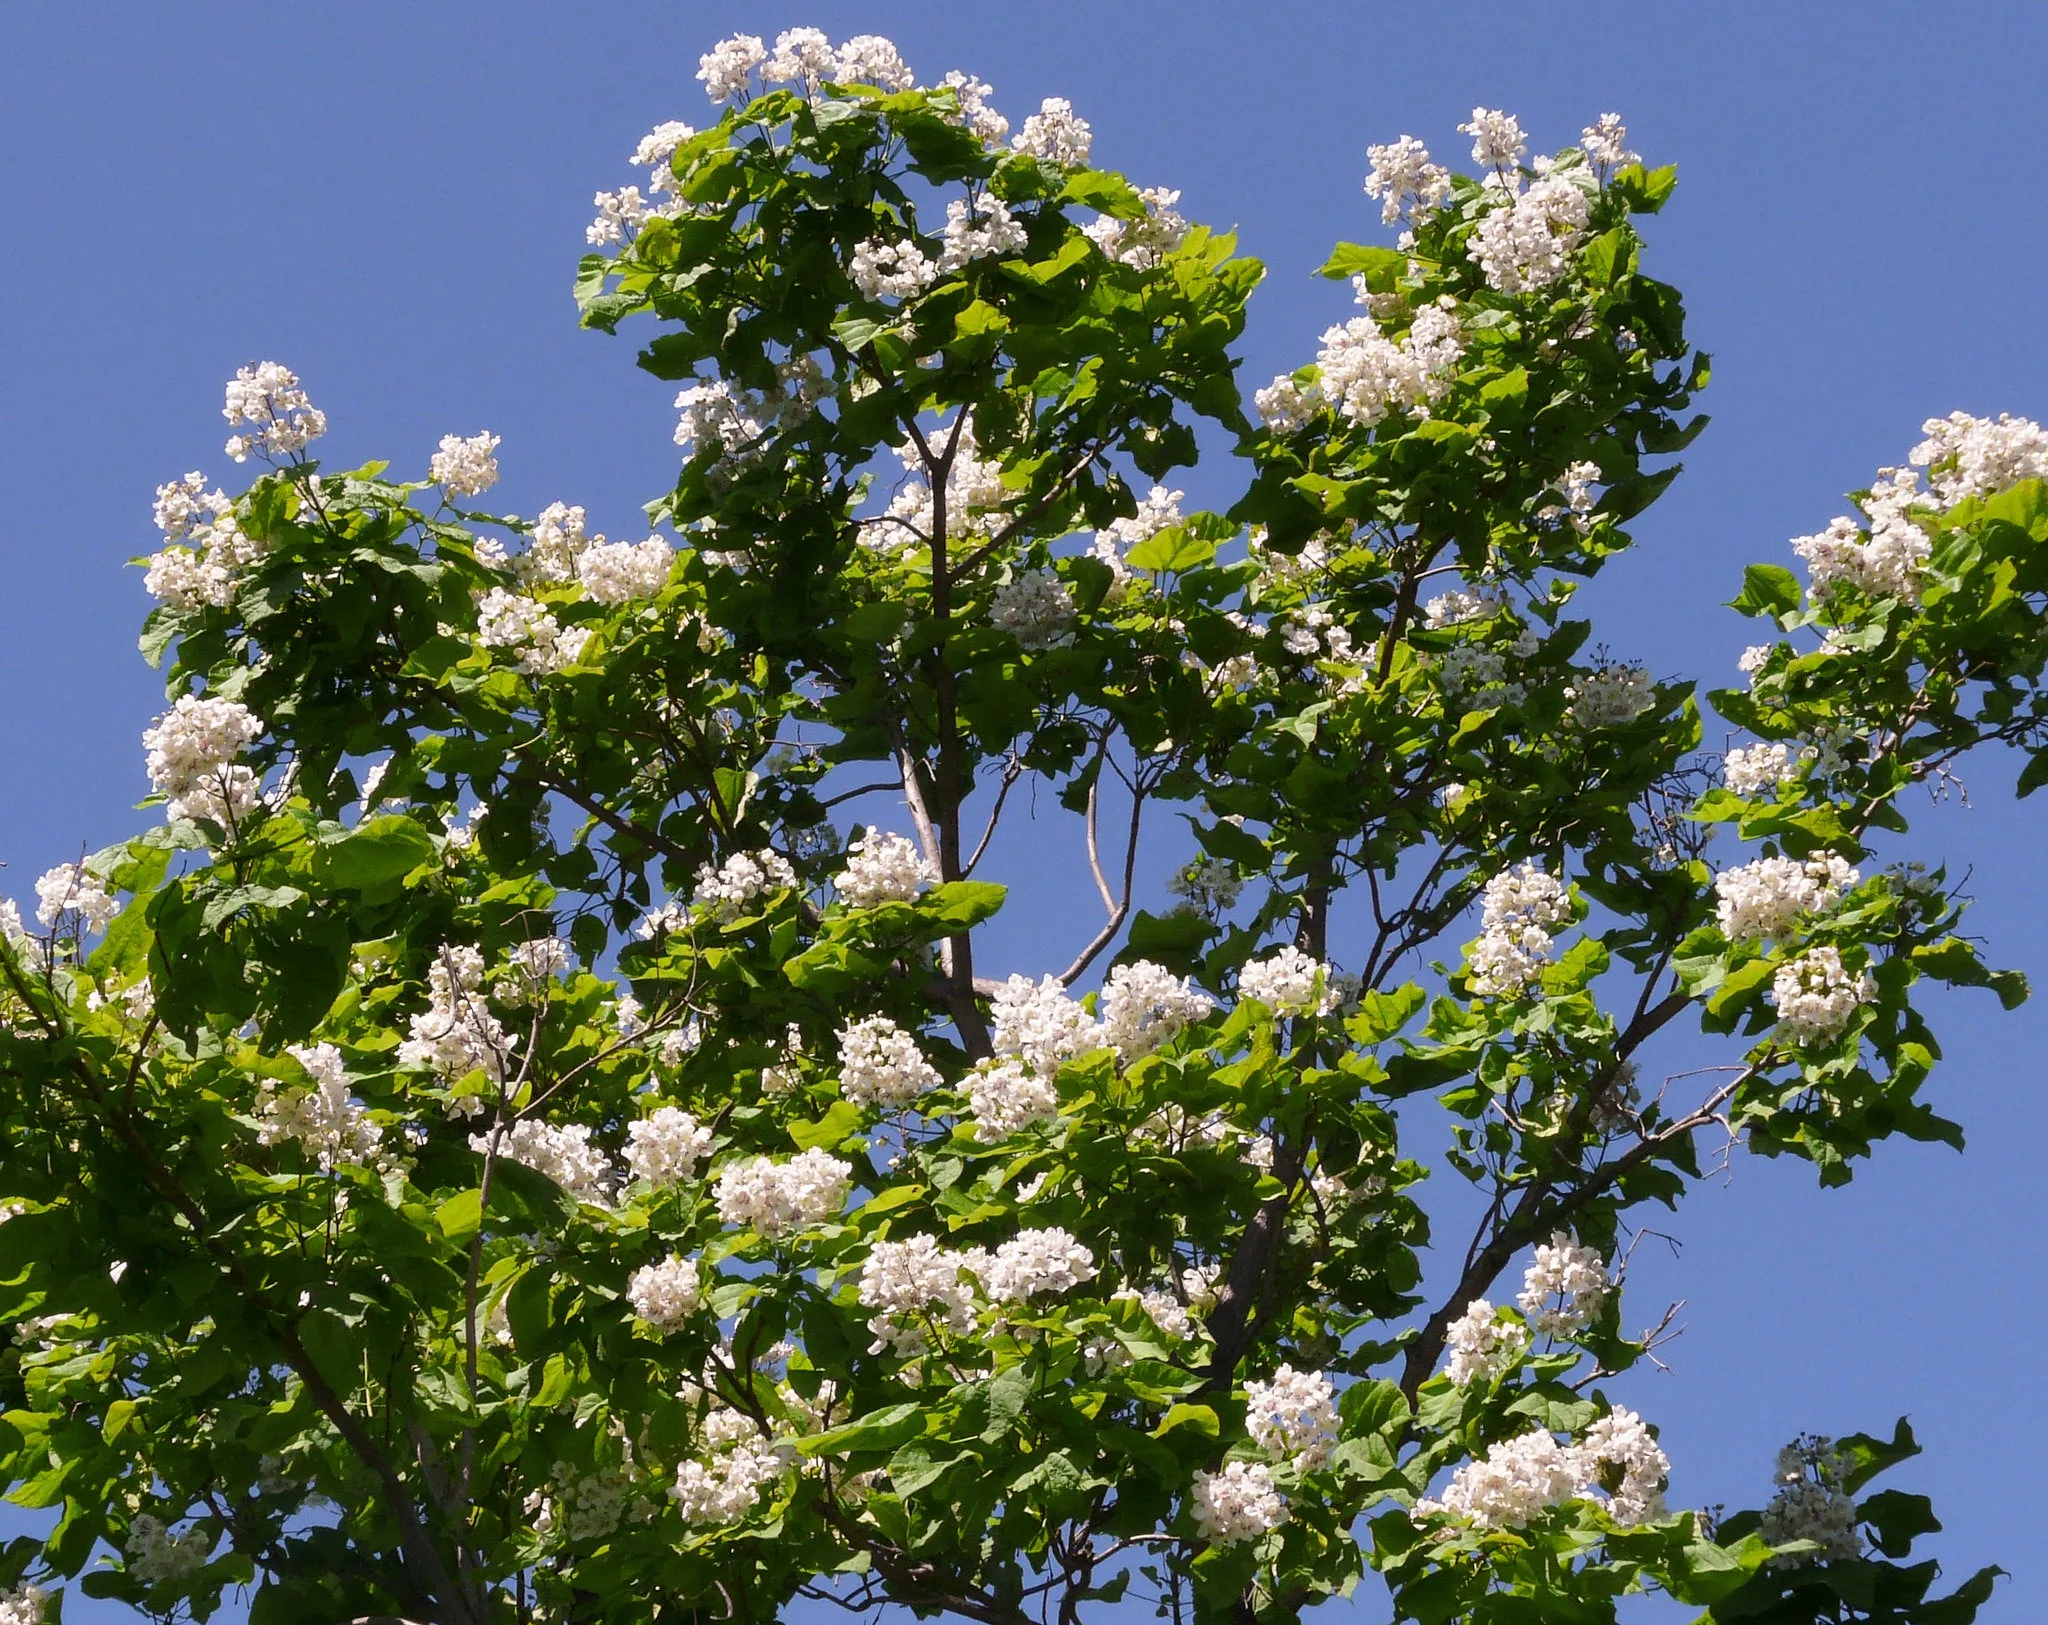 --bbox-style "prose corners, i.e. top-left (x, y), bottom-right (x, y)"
top-left (1580, 115), bottom-right (1639, 170)
top-left (1468, 173), bottom-right (1591, 294)
top-left (1517, 1233), bottom-right (1609, 1336)
top-left (694, 849), bottom-right (798, 921)
top-left (430, 432), bottom-right (501, 498)
top-left (477, 1119), bottom-right (613, 1205)
top-left (1468, 863), bottom-right (1572, 999)
top-left (1255, 375), bottom-right (1318, 433)
top-left (402, 944), bottom-right (514, 1084)
top-left (258, 1043), bottom-right (384, 1171)
top-left (578, 536), bottom-right (674, 604)
top-left (850, 236), bottom-right (939, 301)
top-left (990, 569), bottom-right (1078, 649)
top-left (1724, 740), bottom-right (1800, 798)
top-left (963, 1056), bottom-right (1061, 1139)
top-left (474, 587), bottom-right (589, 676)
top-left (522, 502), bottom-right (593, 585)
top-left (33, 862), bottom-right (117, 933)
top-left (1542, 459), bottom-right (1603, 532)
top-left (834, 830), bottom-right (936, 908)
top-left (627, 1254), bottom-right (702, 1332)
top-left (936, 71), bottom-right (1009, 145)
top-left (222, 362), bottom-right (326, 462)
top-left (1310, 303), bottom-right (1463, 429)
top-left (1715, 853), bottom-right (1859, 942)
top-left (1459, 107), bottom-right (1526, 168)
top-left (763, 27), bottom-right (835, 87)
top-left (496, 936), bottom-right (571, 1005)
top-left (1238, 946), bottom-right (1341, 1016)
top-left (143, 693), bottom-right (264, 827)
top-left (125, 1514), bottom-right (214, 1585)
top-left (1190, 1461), bottom-right (1288, 1545)
top-left (975, 1227), bottom-right (1097, 1302)
top-left (0, 1583), bottom-right (47, 1625)
top-left (1244, 1365), bottom-right (1338, 1470)
top-left (1090, 483), bottom-right (1185, 595)
top-left (1443, 1298), bottom-right (1528, 1385)
top-left (858, 1233), bottom-right (976, 1354)
top-left (1581, 1407), bottom-right (1668, 1525)
top-left (1424, 583), bottom-right (1507, 628)
top-left (145, 472), bottom-right (262, 609)
top-left (1012, 97), bottom-right (1092, 167)
top-left (1084, 186), bottom-right (1189, 269)
top-left (1768, 946), bottom-right (1876, 1046)
top-left (834, 34), bottom-right (914, 90)
top-left (877, 416), bottom-right (1011, 548)
top-left (624, 1107), bottom-right (714, 1186)
top-left (697, 34), bottom-right (766, 101)
top-left (1739, 644), bottom-right (1774, 676)
top-left (1114, 1285), bottom-right (1195, 1342)
top-left (1910, 411), bottom-right (2048, 508)
top-left (1364, 135), bottom-right (1451, 224)
top-left (587, 185), bottom-right (648, 244)
top-left (836, 1015), bottom-right (940, 1107)
top-left (713, 1149), bottom-right (852, 1237)
top-left (1416, 1427), bottom-right (1582, 1529)
top-left (1098, 960), bottom-right (1213, 1059)
top-left (938, 196), bottom-right (1029, 270)
top-left (673, 378), bottom-right (770, 470)
top-left (672, 1438), bottom-right (787, 1526)
top-left (1760, 1435), bottom-right (1862, 1566)
top-left (1791, 477), bottom-right (1932, 603)
top-left (990, 973), bottom-right (1102, 1073)
top-left (1565, 661), bottom-right (1654, 727)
